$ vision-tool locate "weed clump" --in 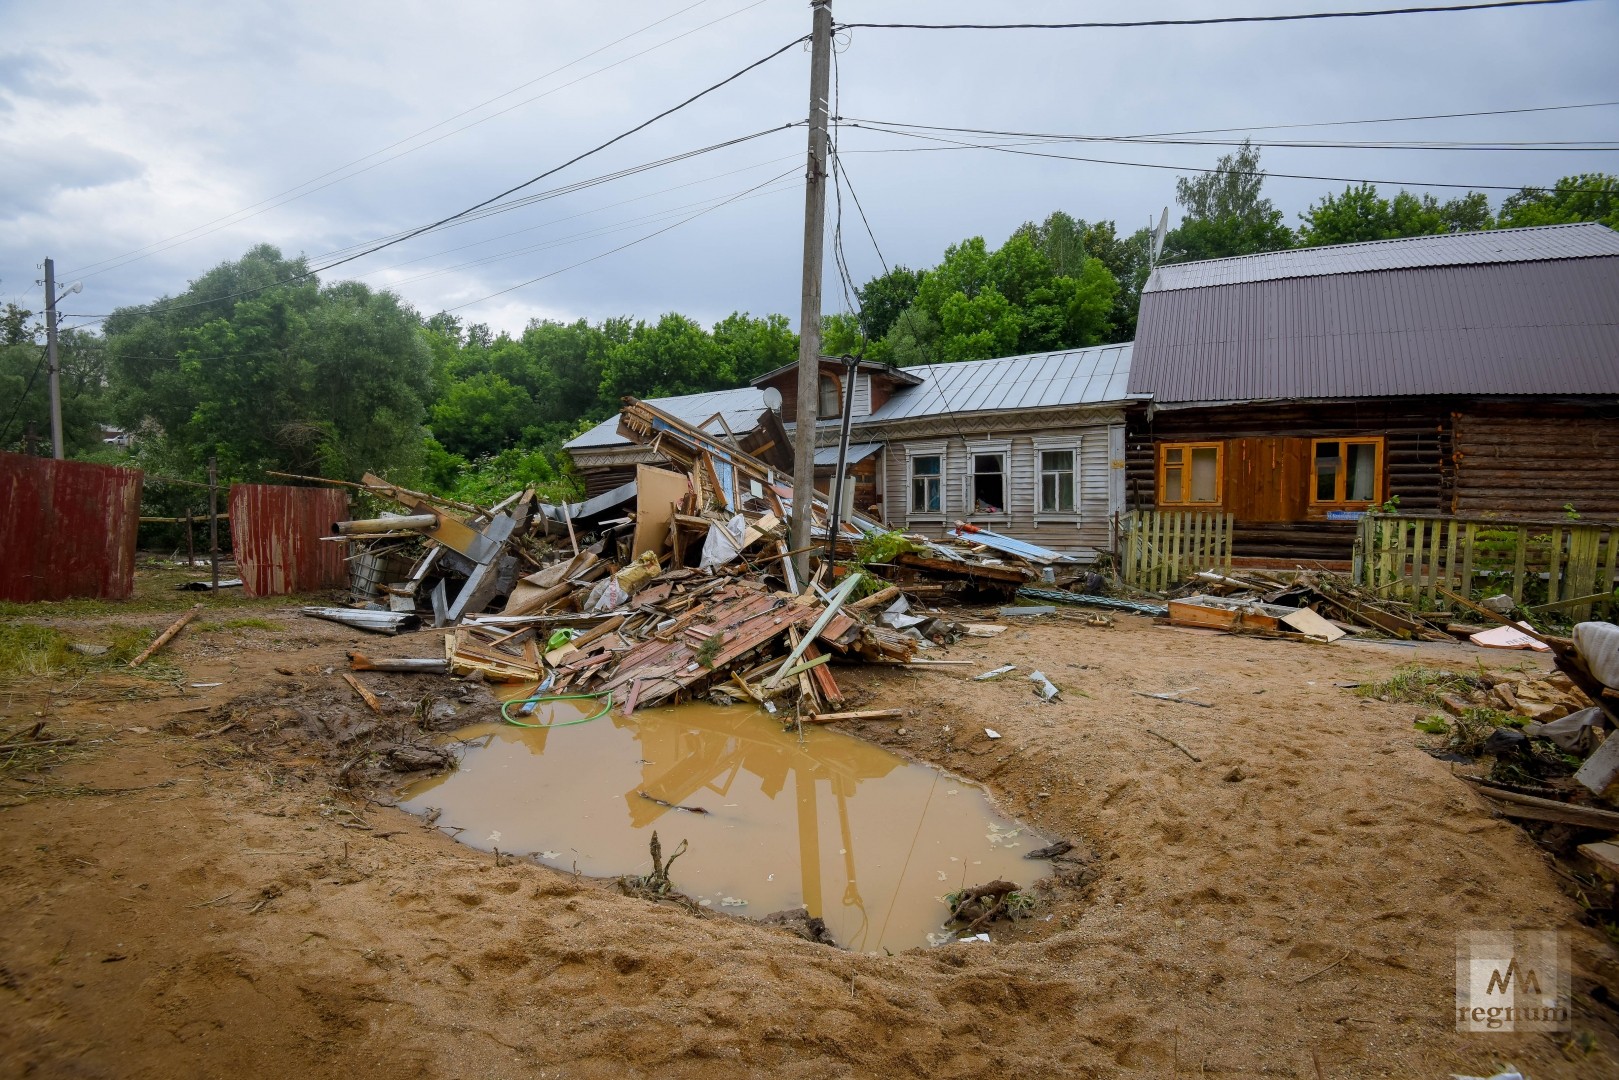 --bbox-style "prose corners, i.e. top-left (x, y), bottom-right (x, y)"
top-left (1360, 664), bottom-right (1480, 706)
